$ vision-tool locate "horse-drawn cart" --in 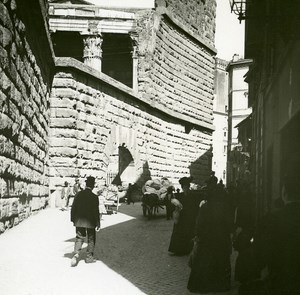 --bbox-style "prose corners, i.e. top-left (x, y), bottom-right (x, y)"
top-left (141, 178), bottom-right (172, 218)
